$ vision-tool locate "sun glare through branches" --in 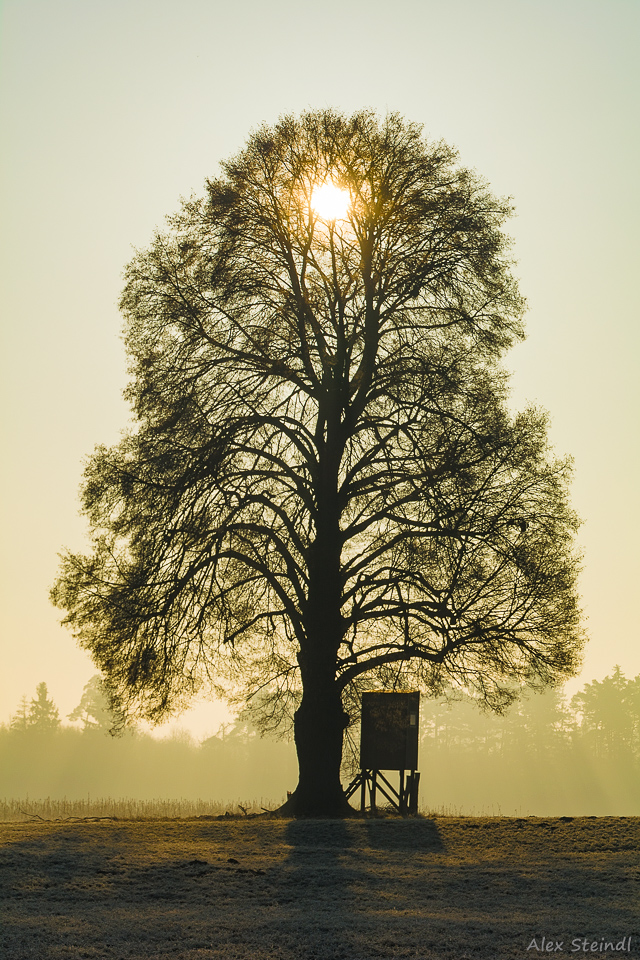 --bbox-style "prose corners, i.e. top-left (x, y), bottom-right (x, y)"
top-left (310, 181), bottom-right (351, 220)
